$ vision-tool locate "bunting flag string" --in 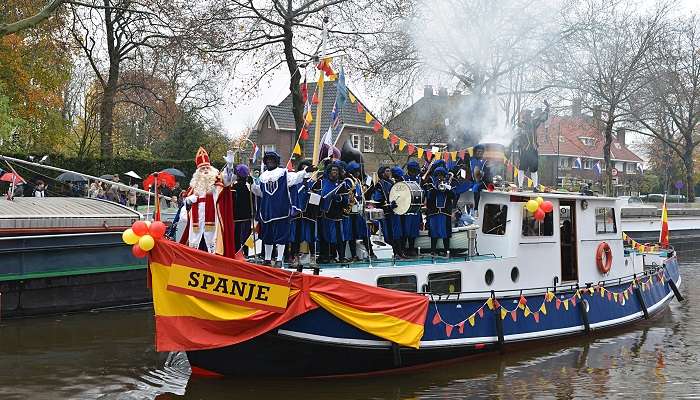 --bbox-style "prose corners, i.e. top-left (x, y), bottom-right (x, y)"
top-left (430, 269), bottom-right (666, 337)
top-left (622, 232), bottom-right (666, 253)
